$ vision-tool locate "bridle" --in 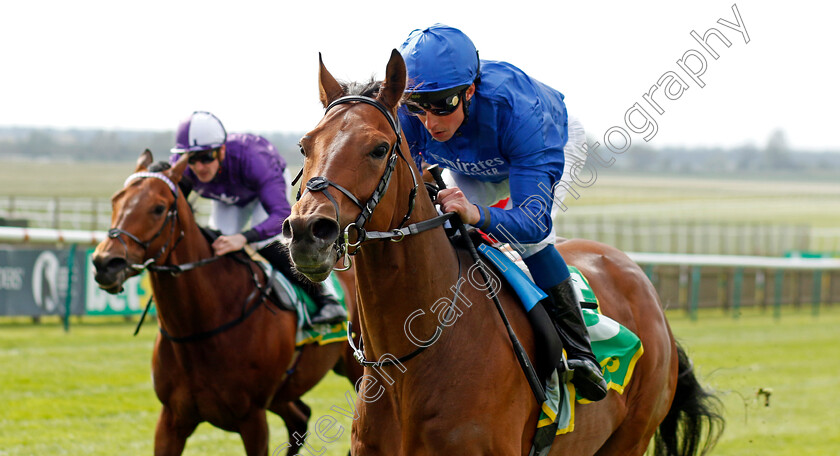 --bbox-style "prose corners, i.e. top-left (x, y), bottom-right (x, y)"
top-left (109, 171), bottom-right (272, 343)
top-left (107, 172), bottom-right (222, 274)
top-left (293, 95), bottom-right (452, 271)
top-left (293, 95), bottom-right (547, 402)
top-left (292, 95), bottom-right (457, 367)
top-left (108, 172), bottom-right (185, 272)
